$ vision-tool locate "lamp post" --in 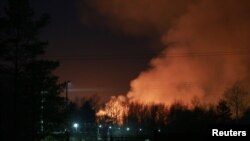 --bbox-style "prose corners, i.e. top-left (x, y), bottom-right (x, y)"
top-left (107, 126), bottom-right (112, 136)
top-left (98, 124), bottom-right (102, 135)
top-left (107, 126), bottom-right (112, 141)
top-left (73, 122), bottom-right (79, 141)
top-left (73, 123), bottom-right (79, 133)
top-left (65, 81), bottom-right (71, 141)
top-left (97, 124), bottom-right (102, 140)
